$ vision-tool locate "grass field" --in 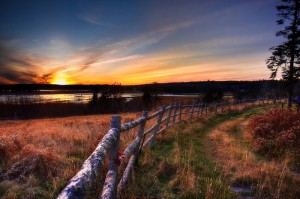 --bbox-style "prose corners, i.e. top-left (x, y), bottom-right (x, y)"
top-left (1, 101), bottom-right (297, 198)
top-left (0, 96), bottom-right (197, 198)
top-left (0, 112), bottom-right (144, 198)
